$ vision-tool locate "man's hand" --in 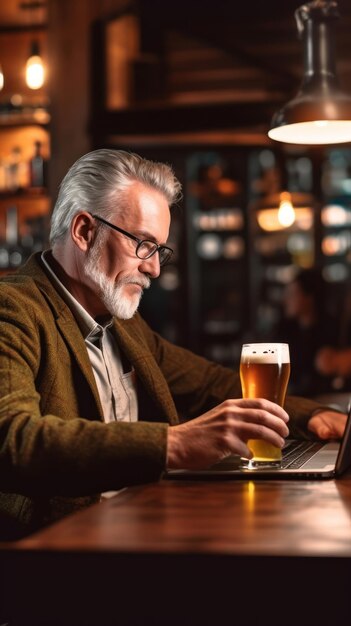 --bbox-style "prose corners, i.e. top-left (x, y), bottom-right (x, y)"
top-left (166, 398), bottom-right (289, 470)
top-left (308, 410), bottom-right (347, 440)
